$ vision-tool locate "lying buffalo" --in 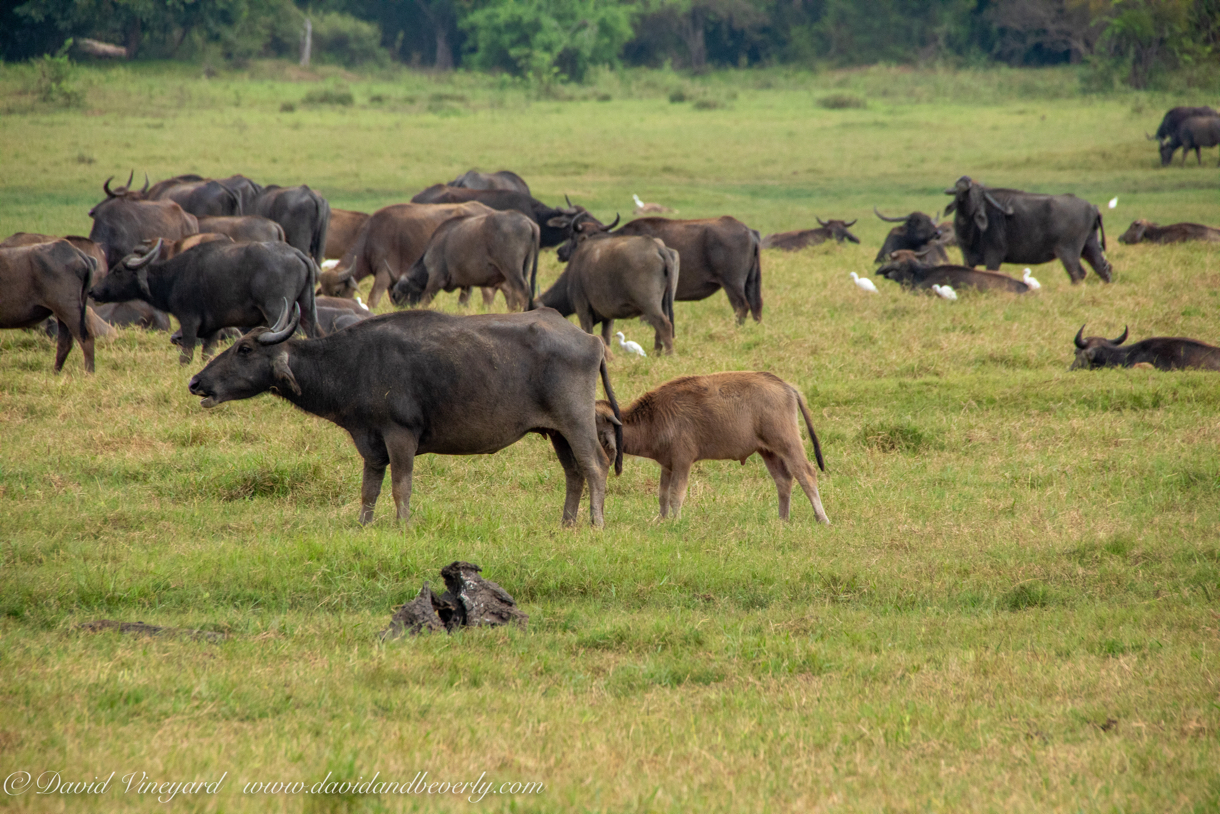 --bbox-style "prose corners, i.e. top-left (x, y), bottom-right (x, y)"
top-left (1118, 219), bottom-right (1220, 244)
top-left (945, 176), bottom-right (1110, 284)
top-left (91, 238), bottom-right (319, 364)
top-left (188, 305), bottom-right (623, 527)
top-left (1071, 326), bottom-right (1220, 371)
top-left (448, 169), bottom-right (530, 195)
top-left (593, 371), bottom-right (828, 523)
top-left (762, 218), bottom-right (859, 251)
top-left (0, 240), bottom-right (96, 372)
top-left (873, 208), bottom-right (949, 263)
top-left (876, 250), bottom-right (1030, 293)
